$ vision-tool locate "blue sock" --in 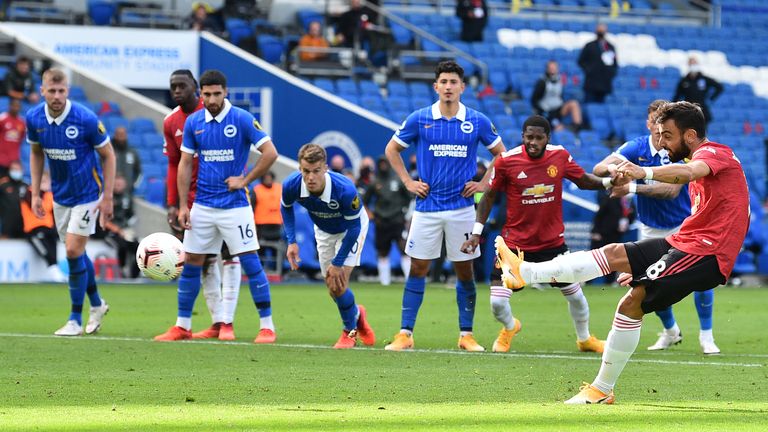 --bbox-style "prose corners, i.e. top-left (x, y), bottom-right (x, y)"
top-left (177, 264), bottom-right (202, 318)
top-left (456, 280), bottom-right (476, 332)
top-left (694, 289), bottom-right (714, 331)
top-left (67, 255), bottom-right (87, 325)
top-left (400, 276), bottom-right (426, 331)
top-left (240, 253), bottom-right (272, 318)
top-left (655, 307), bottom-right (677, 330)
top-left (334, 288), bottom-right (359, 331)
top-left (83, 253), bottom-right (102, 307)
